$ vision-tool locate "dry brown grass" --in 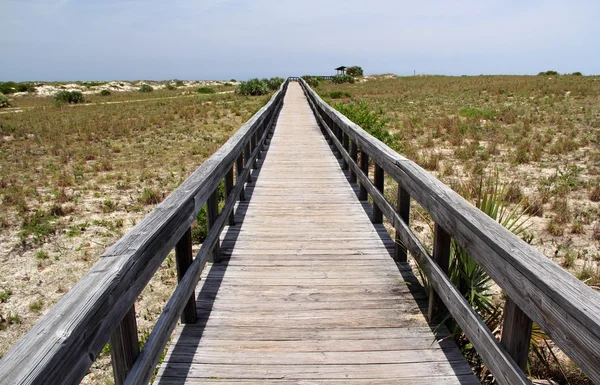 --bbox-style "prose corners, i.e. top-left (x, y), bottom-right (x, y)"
top-left (0, 86), bottom-right (267, 383)
top-left (319, 74), bottom-right (600, 276)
